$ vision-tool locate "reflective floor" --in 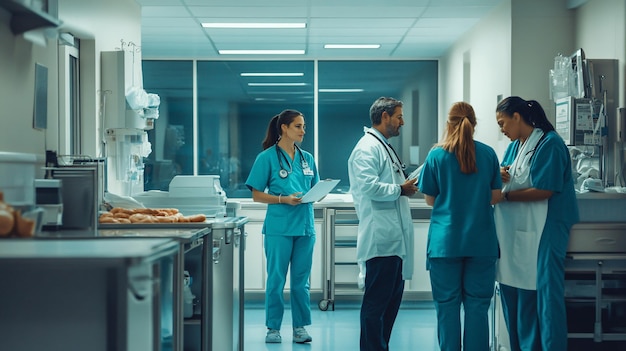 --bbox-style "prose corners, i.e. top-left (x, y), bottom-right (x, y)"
top-left (243, 300), bottom-right (439, 351)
